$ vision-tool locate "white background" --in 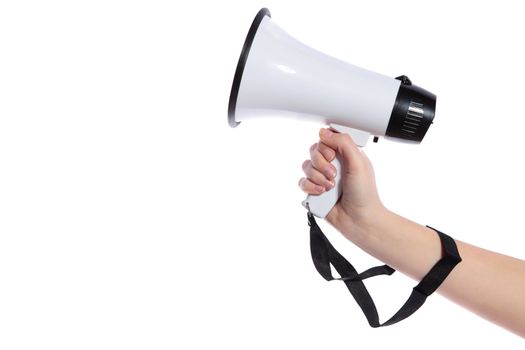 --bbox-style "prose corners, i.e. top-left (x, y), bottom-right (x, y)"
top-left (1, 0), bottom-right (524, 348)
